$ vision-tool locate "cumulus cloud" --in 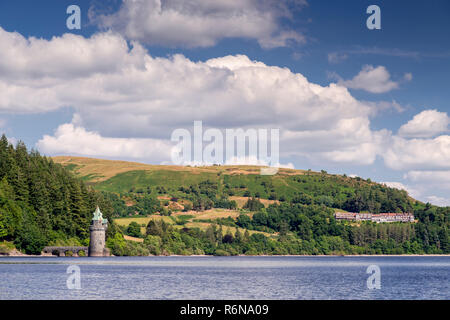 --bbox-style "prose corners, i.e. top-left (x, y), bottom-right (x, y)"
top-left (404, 170), bottom-right (450, 195)
top-left (0, 27), bottom-right (389, 166)
top-left (36, 124), bottom-right (172, 162)
top-left (380, 116), bottom-right (450, 205)
top-left (1, 26), bottom-right (448, 181)
top-left (398, 109), bottom-right (449, 138)
top-left (336, 65), bottom-right (400, 94)
top-left (404, 170), bottom-right (450, 184)
top-left (0, 29), bottom-right (146, 80)
top-left (400, 170), bottom-right (450, 206)
top-left (281, 118), bottom-right (389, 165)
top-left (388, 175), bottom-right (450, 207)
top-left (93, 0), bottom-right (307, 48)
top-left (383, 135), bottom-right (450, 171)
top-left (0, 28), bottom-right (147, 113)
top-left (381, 110), bottom-right (450, 172)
